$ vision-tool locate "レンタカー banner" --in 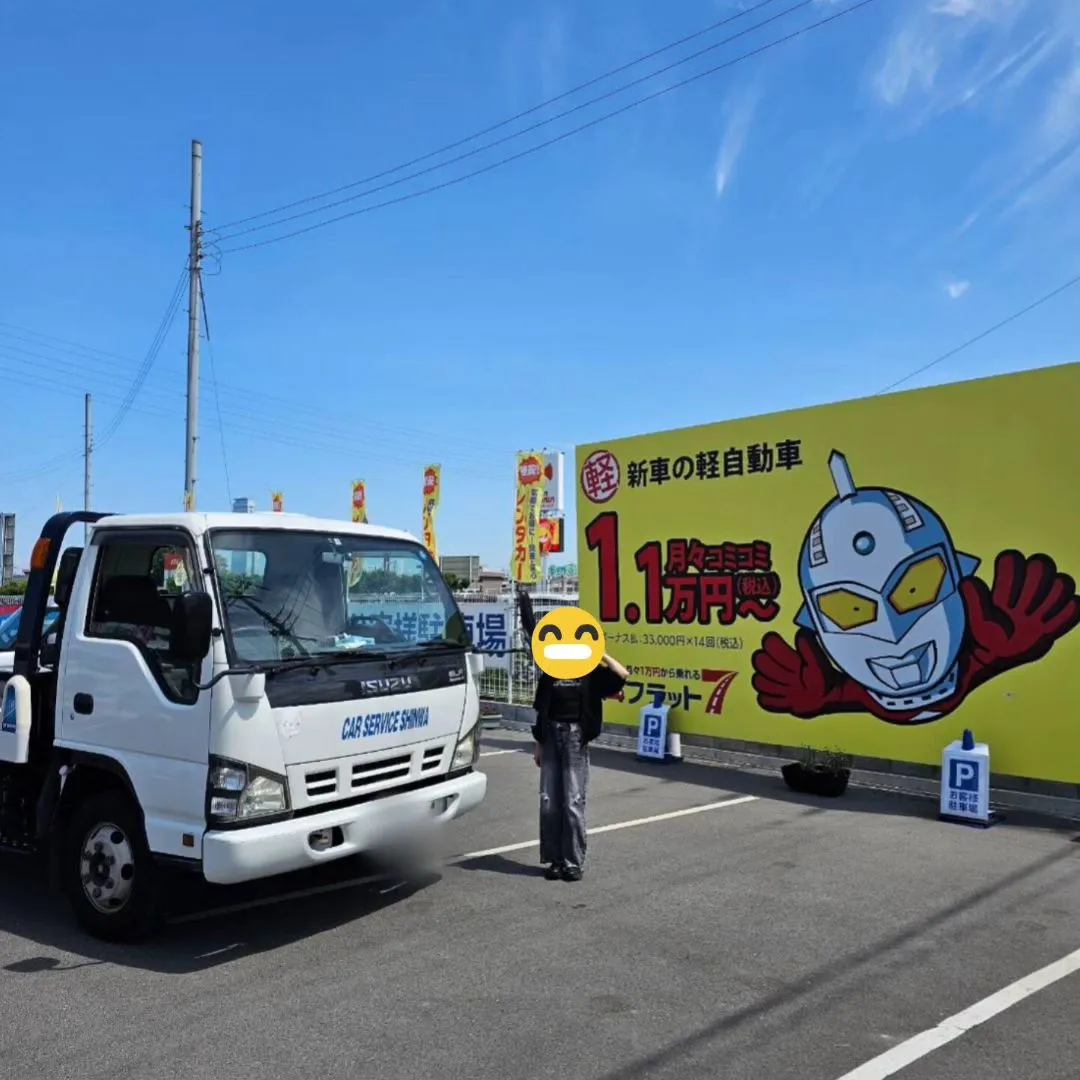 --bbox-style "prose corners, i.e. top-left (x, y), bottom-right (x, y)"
top-left (351, 480), bottom-right (368, 523)
top-left (422, 464), bottom-right (441, 560)
top-left (512, 451), bottom-right (545, 583)
top-left (575, 362), bottom-right (1080, 784)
